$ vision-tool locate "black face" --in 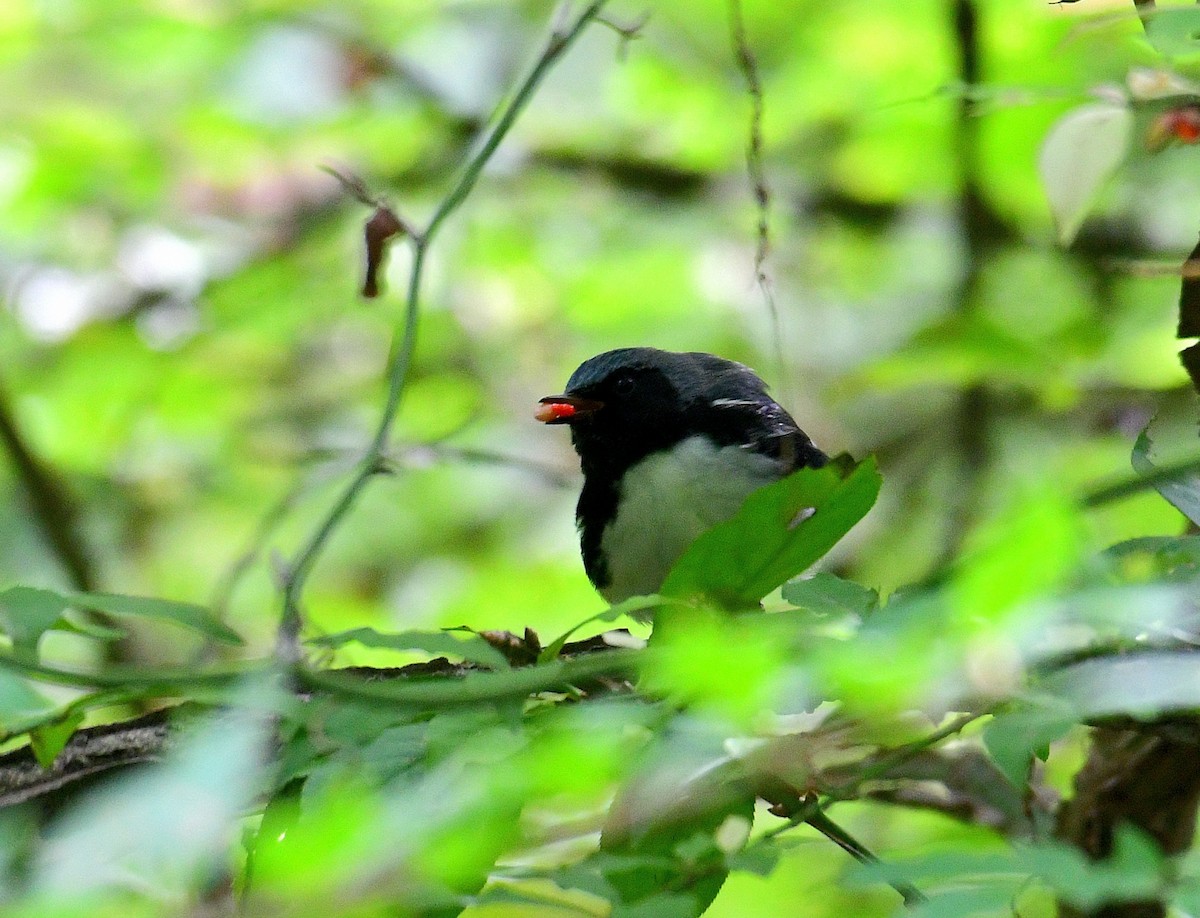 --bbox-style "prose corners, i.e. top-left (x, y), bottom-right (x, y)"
top-left (560, 361), bottom-right (690, 479)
